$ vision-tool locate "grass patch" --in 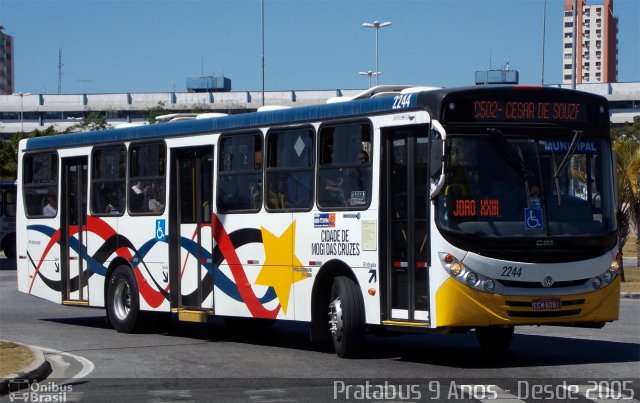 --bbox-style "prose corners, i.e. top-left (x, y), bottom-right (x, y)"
top-left (0, 341), bottom-right (34, 378)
